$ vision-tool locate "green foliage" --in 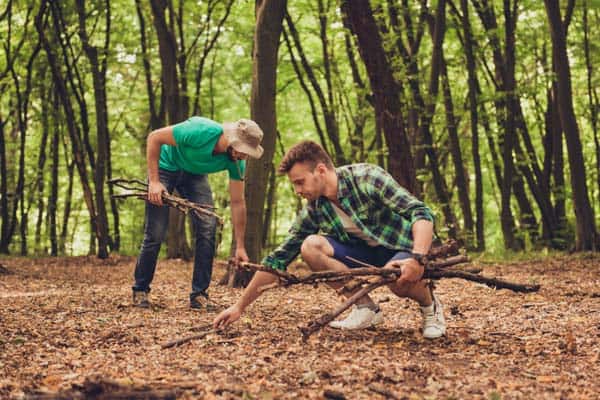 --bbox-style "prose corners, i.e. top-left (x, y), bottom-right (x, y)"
top-left (1, 0), bottom-right (599, 258)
